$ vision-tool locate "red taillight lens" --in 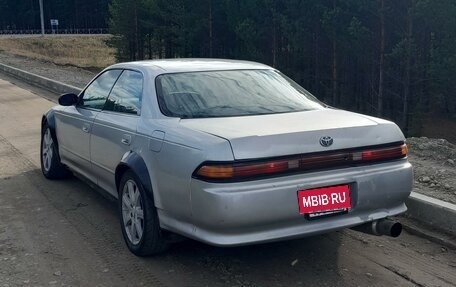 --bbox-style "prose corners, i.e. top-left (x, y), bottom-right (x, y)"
top-left (233, 160), bottom-right (290, 177)
top-left (195, 143), bottom-right (408, 181)
top-left (196, 160), bottom-right (293, 180)
top-left (361, 144), bottom-right (408, 161)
